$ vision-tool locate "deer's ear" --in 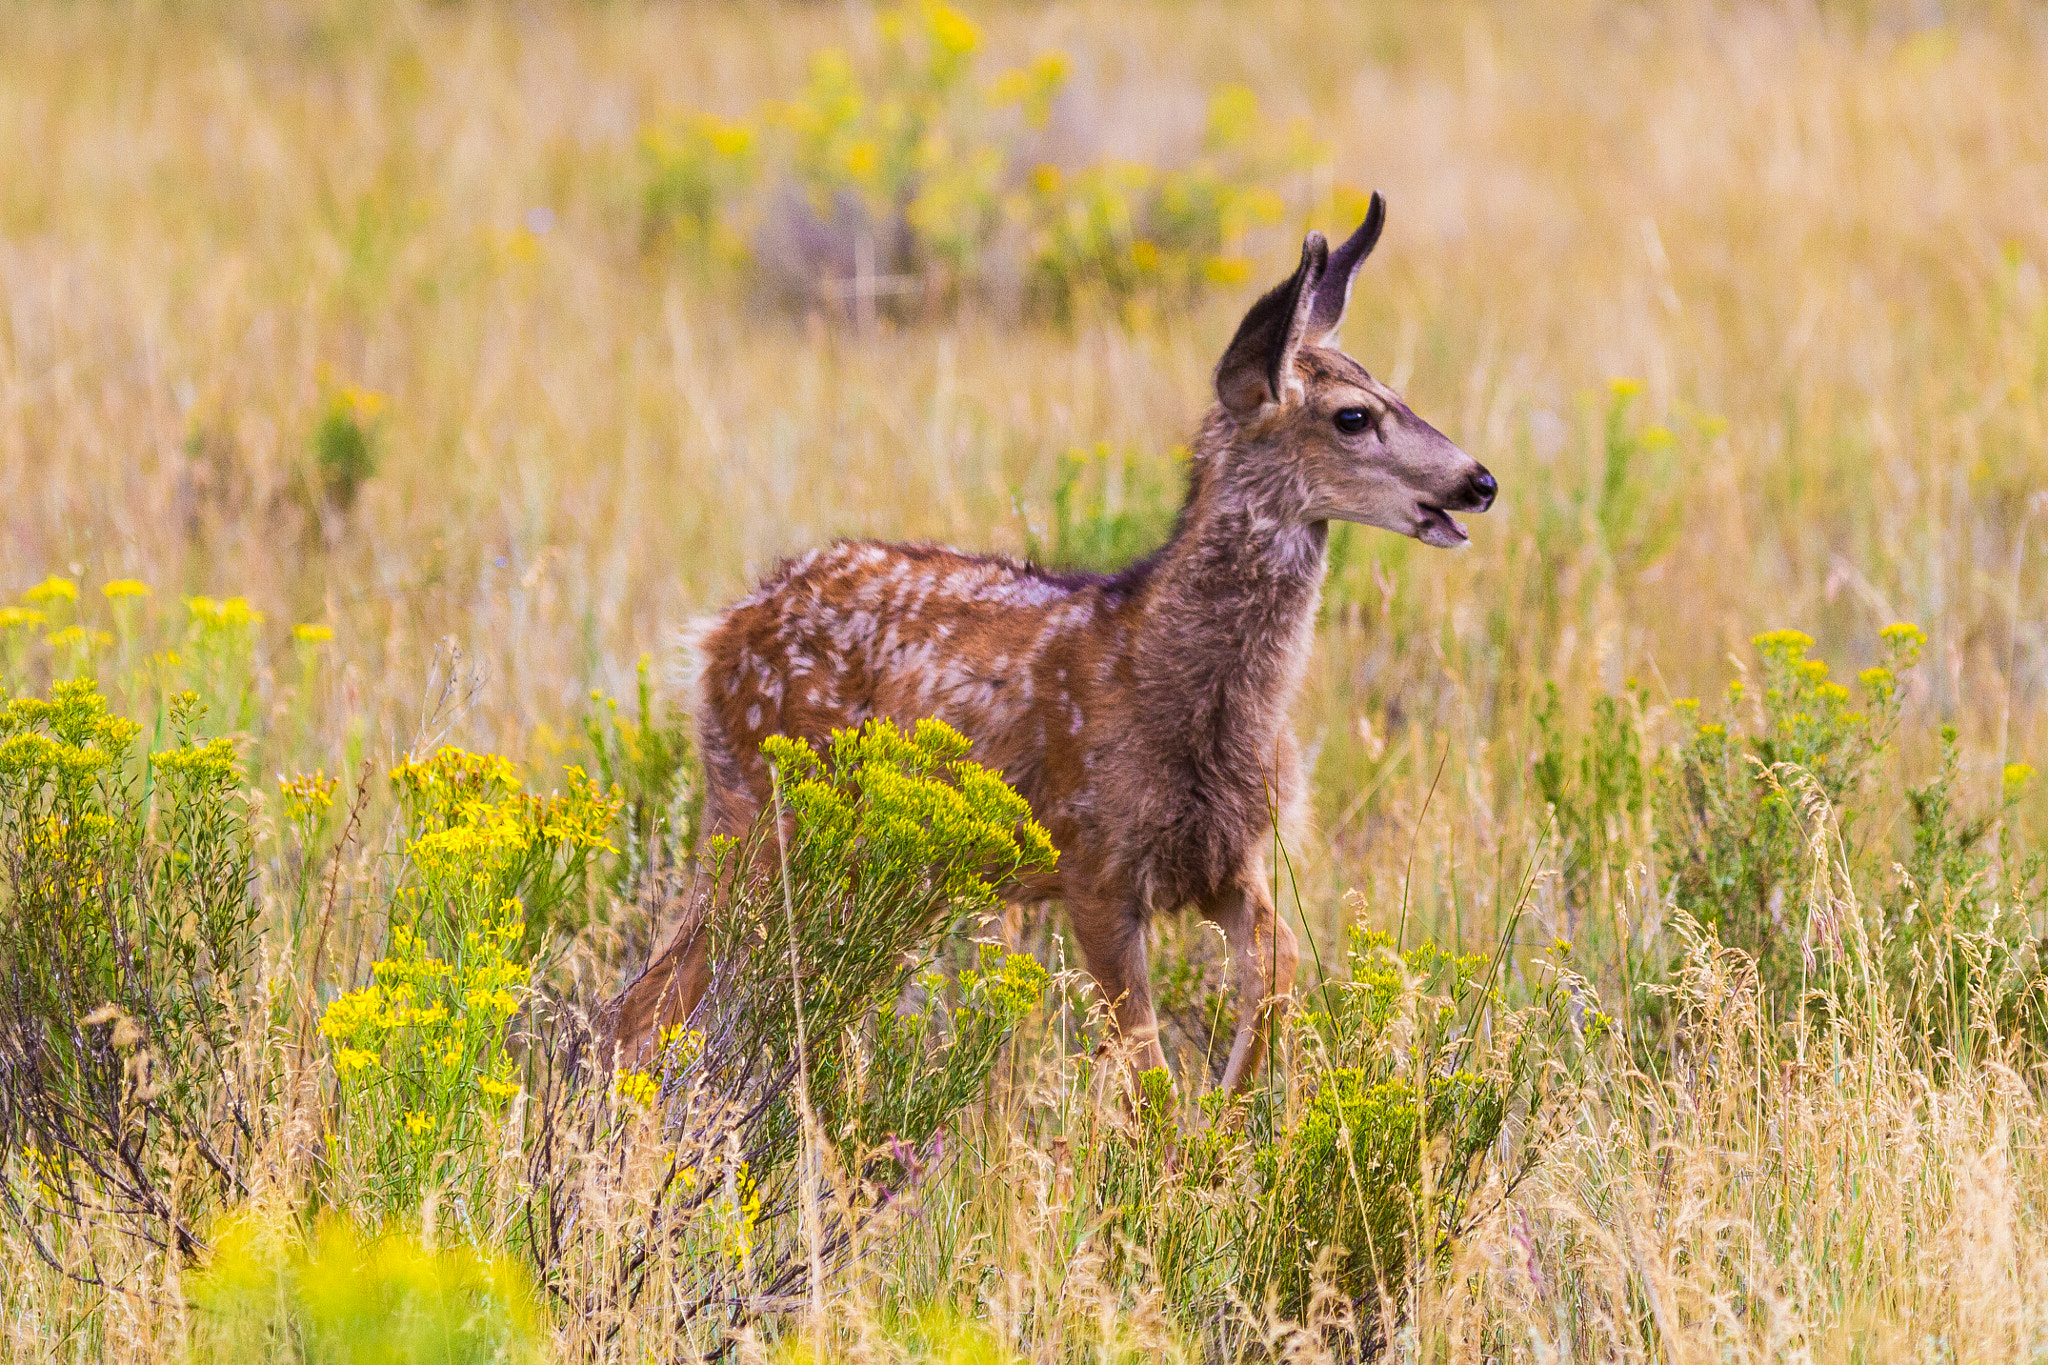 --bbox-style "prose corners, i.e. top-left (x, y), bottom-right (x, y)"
top-left (1215, 232), bottom-right (1328, 415)
top-left (1305, 191), bottom-right (1385, 347)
